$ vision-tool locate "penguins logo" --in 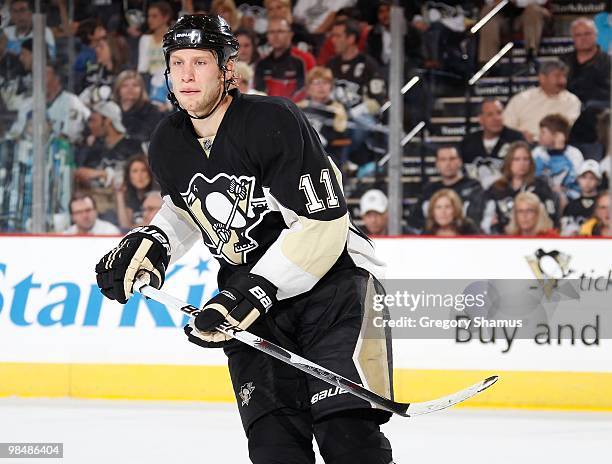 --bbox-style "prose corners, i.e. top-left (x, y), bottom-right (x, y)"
top-left (182, 173), bottom-right (269, 265)
top-left (239, 382), bottom-right (255, 406)
top-left (526, 248), bottom-right (573, 298)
